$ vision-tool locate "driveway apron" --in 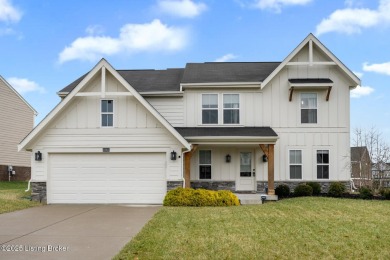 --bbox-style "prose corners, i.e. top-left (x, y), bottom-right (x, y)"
top-left (0, 205), bottom-right (160, 260)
